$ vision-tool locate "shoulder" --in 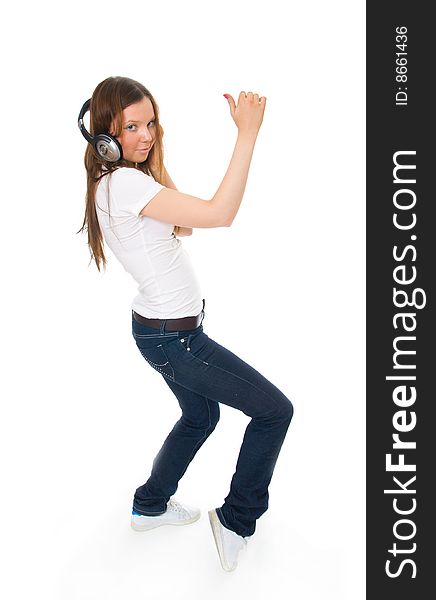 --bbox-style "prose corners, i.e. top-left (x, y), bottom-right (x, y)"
top-left (109, 167), bottom-right (159, 190)
top-left (110, 166), bottom-right (148, 182)
top-left (106, 168), bottom-right (165, 212)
